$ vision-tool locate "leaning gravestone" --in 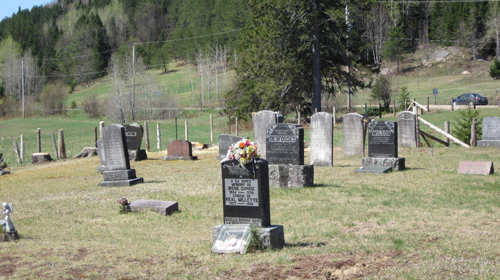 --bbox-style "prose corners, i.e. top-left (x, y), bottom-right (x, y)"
top-left (477, 116), bottom-right (500, 147)
top-left (212, 158), bottom-right (284, 250)
top-left (217, 134), bottom-right (245, 160)
top-left (458, 161), bottom-right (494, 175)
top-left (252, 110), bottom-right (283, 160)
top-left (267, 123), bottom-right (313, 188)
top-left (310, 112), bottom-right (333, 166)
top-left (342, 113), bottom-right (365, 157)
top-left (358, 120), bottom-right (405, 172)
top-left (98, 124), bottom-right (144, 187)
top-left (397, 111), bottom-right (418, 148)
top-left (124, 123), bottom-right (147, 161)
top-left (96, 139), bottom-right (106, 174)
top-left (163, 140), bottom-right (197, 160)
